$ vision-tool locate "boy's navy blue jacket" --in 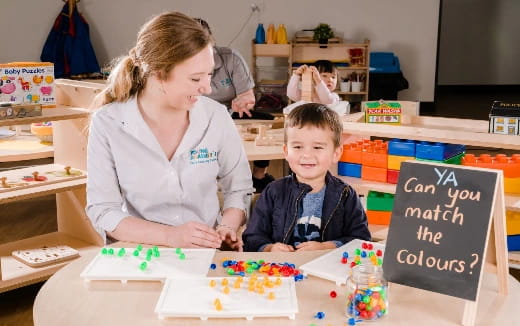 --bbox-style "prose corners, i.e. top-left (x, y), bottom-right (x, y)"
top-left (243, 172), bottom-right (371, 252)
